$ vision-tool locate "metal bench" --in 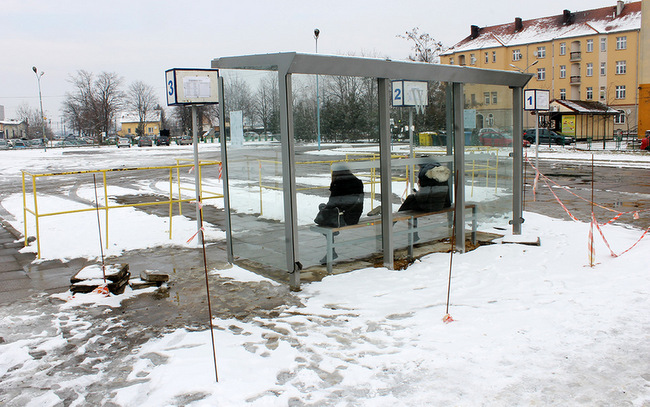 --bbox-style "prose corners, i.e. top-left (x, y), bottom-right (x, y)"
top-left (310, 204), bottom-right (477, 274)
